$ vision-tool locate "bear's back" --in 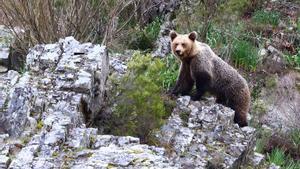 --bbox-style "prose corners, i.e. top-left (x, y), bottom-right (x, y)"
top-left (212, 56), bottom-right (247, 91)
top-left (194, 42), bottom-right (248, 93)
